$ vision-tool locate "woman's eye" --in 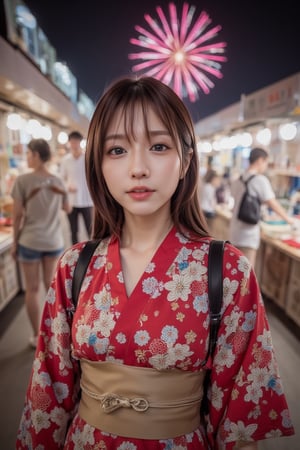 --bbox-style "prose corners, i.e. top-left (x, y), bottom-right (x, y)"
top-left (108, 147), bottom-right (126, 156)
top-left (151, 143), bottom-right (168, 152)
